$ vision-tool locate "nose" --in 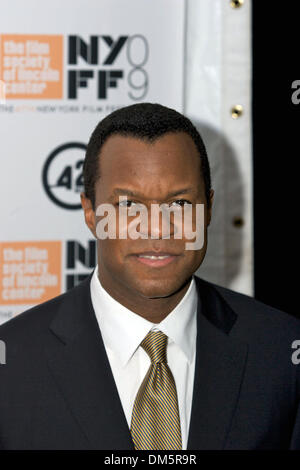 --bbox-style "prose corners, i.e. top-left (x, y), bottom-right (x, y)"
top-left (140, 203), bottom-right (177, 240)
